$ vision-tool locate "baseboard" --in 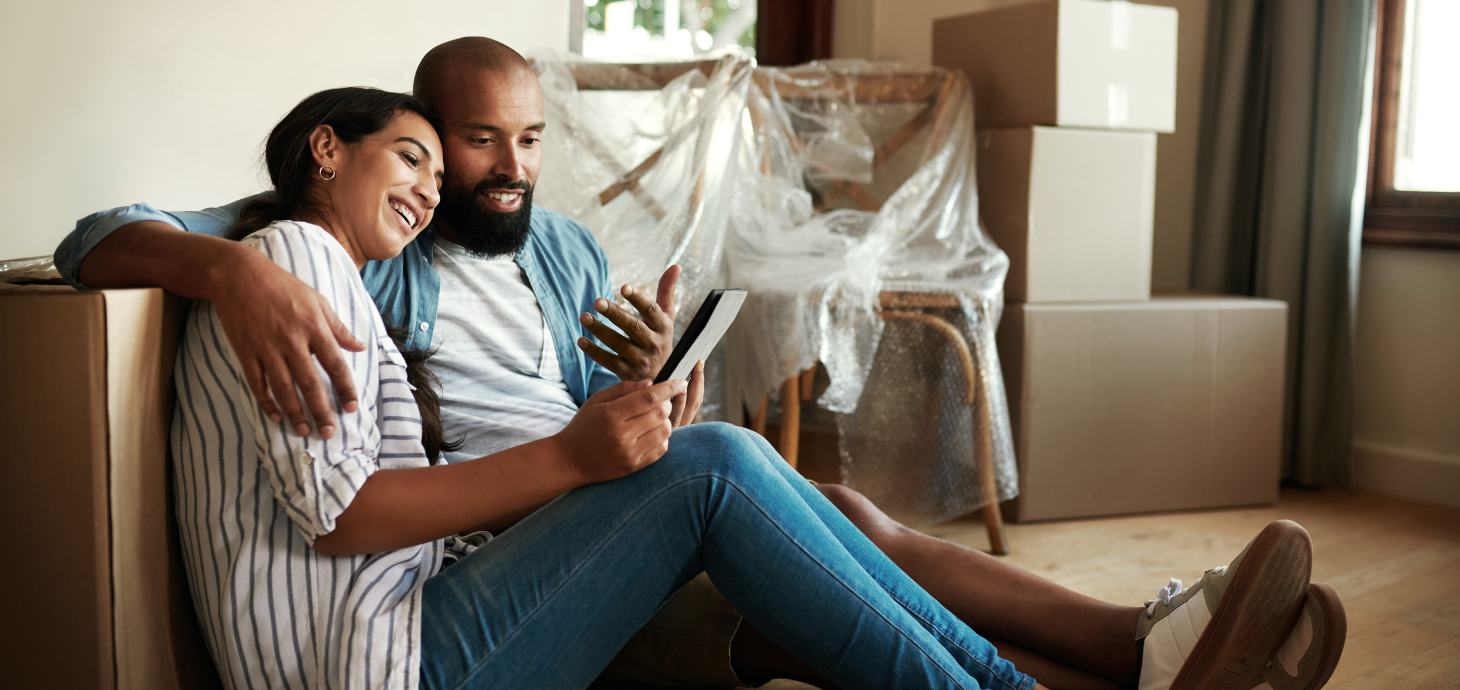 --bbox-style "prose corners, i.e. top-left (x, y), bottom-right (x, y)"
top-left (1352, 439), bottom-right (1460, 509)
